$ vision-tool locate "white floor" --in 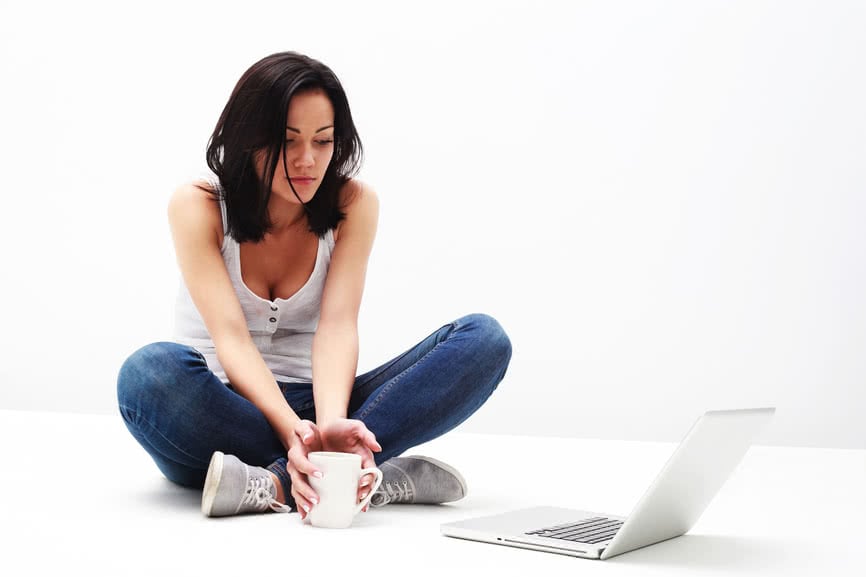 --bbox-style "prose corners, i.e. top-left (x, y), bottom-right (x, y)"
top-left (2, 409), bottom-right (864, 576)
